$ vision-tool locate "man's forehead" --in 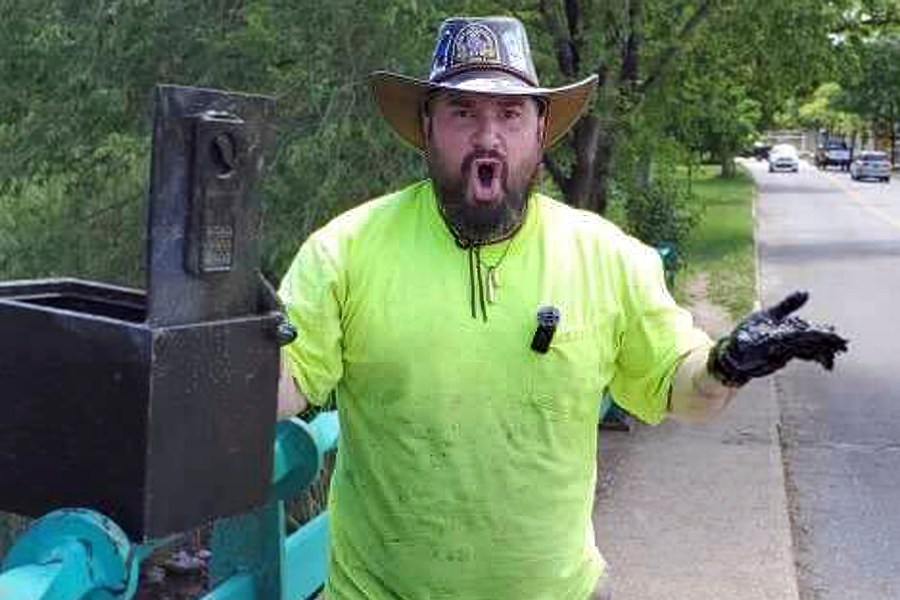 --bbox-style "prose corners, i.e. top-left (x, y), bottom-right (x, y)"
top-left (432, 91), bottom-right (536, 108)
